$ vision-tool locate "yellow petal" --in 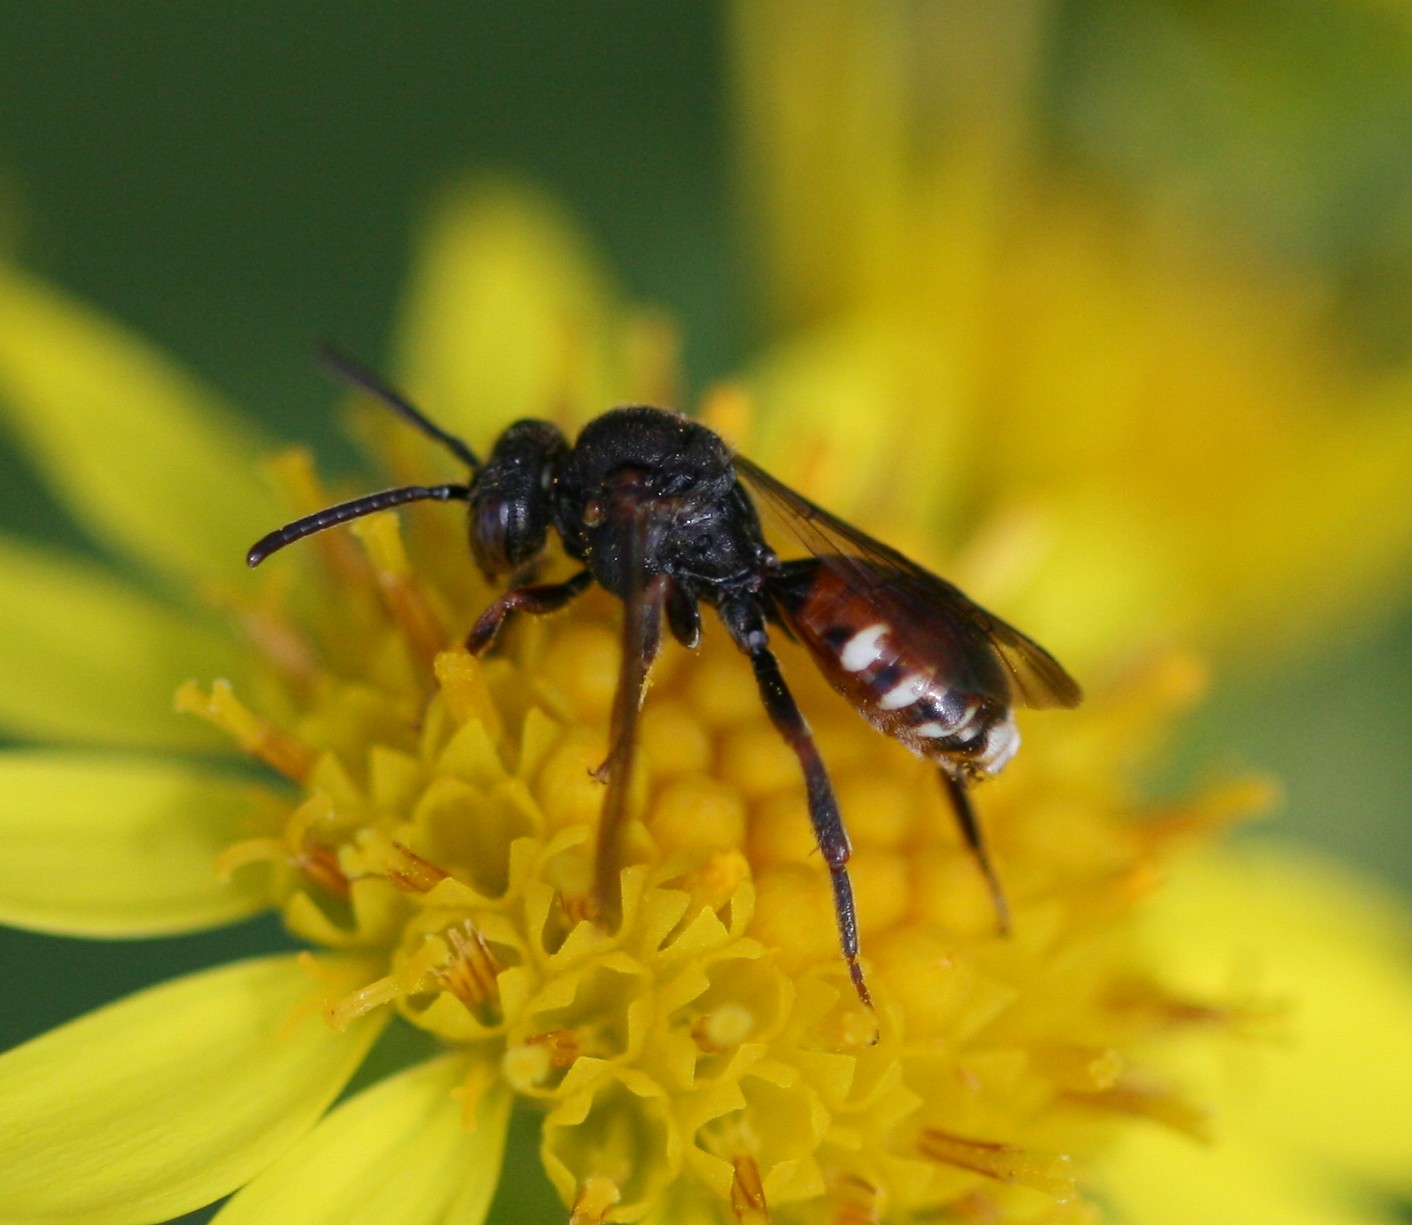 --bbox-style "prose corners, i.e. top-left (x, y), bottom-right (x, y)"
top-left (730, 2), bottom-right (1037, 330)
top-left (730, 2), bottom-right (905, 329)
top-left (1110, 844), bottom-right (1412, 1217)
top-left (0, 751), bottom-right (279, 936)
top-left (984, 234), bottom-right (1412, 665)
top-left (1184, 380), bottom-right (1412, 661)
top-left (213, 1055), bottom-right (512, 1225)
top-left (0, 266), bottom-right (278, 586)
top-left (0, 954), bottom-right (383, 1225)
top-left (392, 180), bottom-right (629, 456)
top-left (638, 1194), bottom-right (739, 1225)
top-left (730, 6), bottom-right (1412, 672)
top-left (1103, 1124), bottom-right (1389, 1225)
top-left (0, 533), bottom-right (239, 750)
top-left (739, 317), bottom-right (978, 550)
